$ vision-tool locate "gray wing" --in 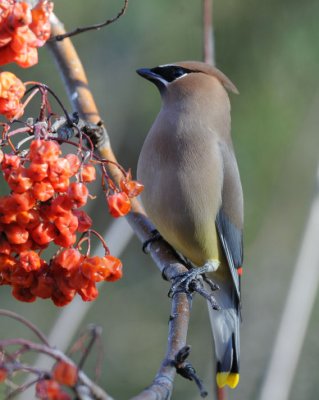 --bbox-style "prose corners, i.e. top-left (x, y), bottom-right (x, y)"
top-left (216, 142), bottom-right (244, 301)
top-left (216, 209), bottom-right (243, 300)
